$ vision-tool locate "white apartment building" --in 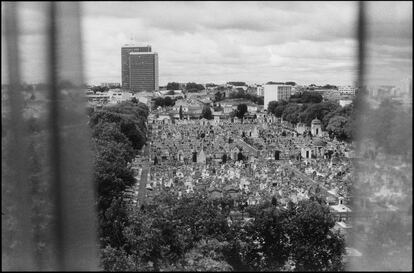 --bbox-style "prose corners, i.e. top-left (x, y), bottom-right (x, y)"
top-left (107, 90), bottom-right (133, 104)
top-left (257, 85), bottom-right (264, 96)
top-left (339, 99), bottom-right (353, 107)
top-left (263, 84), bottom-right (292, 110)
top-left (338, 86), bottom-right (357, 96)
